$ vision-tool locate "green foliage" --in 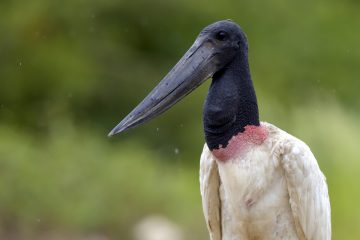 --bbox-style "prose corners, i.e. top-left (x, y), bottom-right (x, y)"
top-left (0, 0), bottom-right (359, 239)
top-left (0, 122), bottom-right (207, 239)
